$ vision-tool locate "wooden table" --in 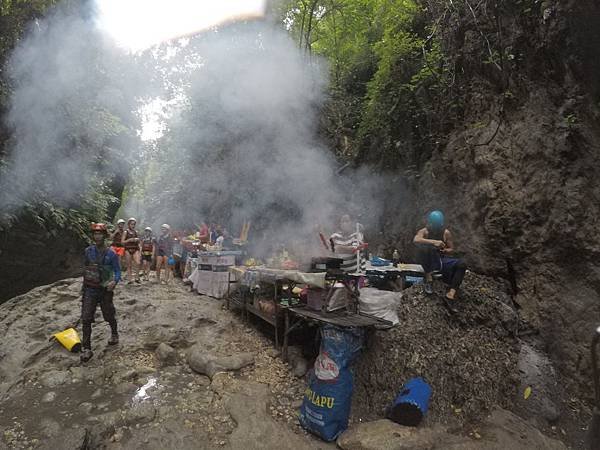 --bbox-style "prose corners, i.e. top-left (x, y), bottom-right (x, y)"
top-left (281, 305), bottom-right (393, 360)
top-left (226, 266), bottom-right (394, 359)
